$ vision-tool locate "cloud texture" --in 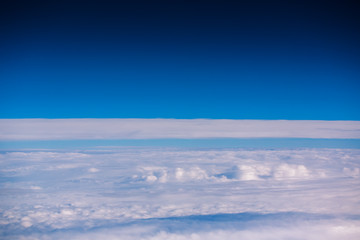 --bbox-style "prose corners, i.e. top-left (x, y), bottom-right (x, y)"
top-left (0, 119), bottom-right (360, 140)
top-left (1, 147), bottom-right (360, 239)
